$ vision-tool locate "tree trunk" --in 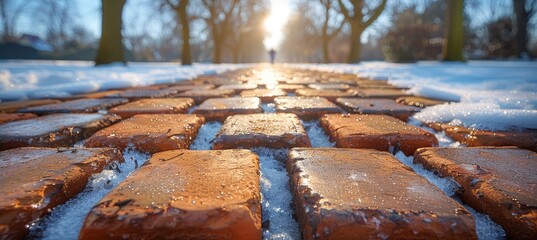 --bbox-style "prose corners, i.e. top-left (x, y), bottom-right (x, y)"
top-left (322, 35), bottom-right (330, 63)
top-left (513, 0), bottom-right (530, 58)
top-left (178, 4), bottom-right (192, 65)
top-left (442, 0), bottom-right (464, 61)
top-left (213, 34), bottom-right (222, 64)
top-left (347, 23), bottom-right (364, 63)
top-left (232, 46), bottom-right (240, 63)
top-left (95, 0), bottom-right (126, 66)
